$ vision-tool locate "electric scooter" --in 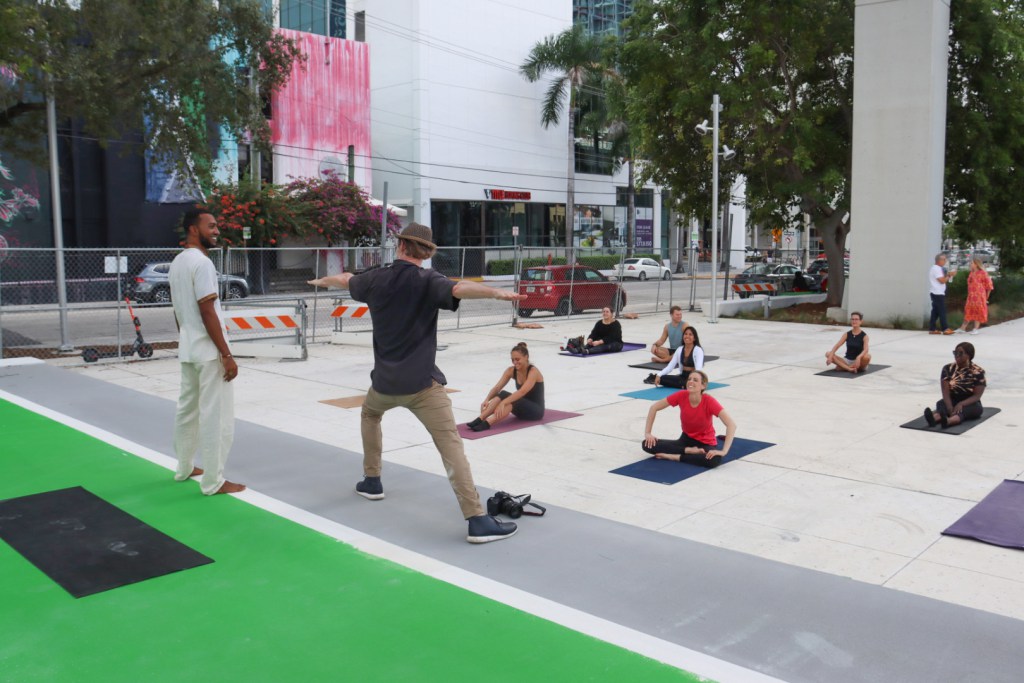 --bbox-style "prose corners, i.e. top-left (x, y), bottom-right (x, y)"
top-left (82, 297), bottom-right (154, 363)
